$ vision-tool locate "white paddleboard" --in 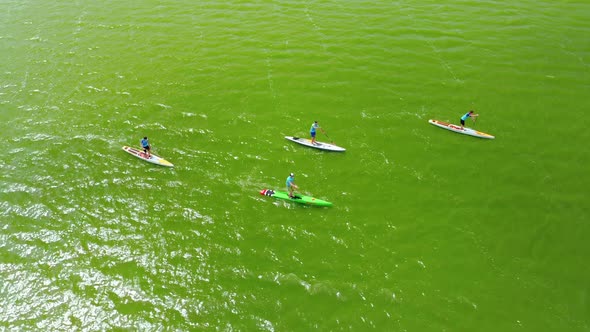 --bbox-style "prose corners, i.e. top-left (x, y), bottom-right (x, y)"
top-left (122, 146), bottom-right (174, 167)
top-left (285, 136), bottom-right (346, 152)
top-left (428, 119), bottom-right (495, 139)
